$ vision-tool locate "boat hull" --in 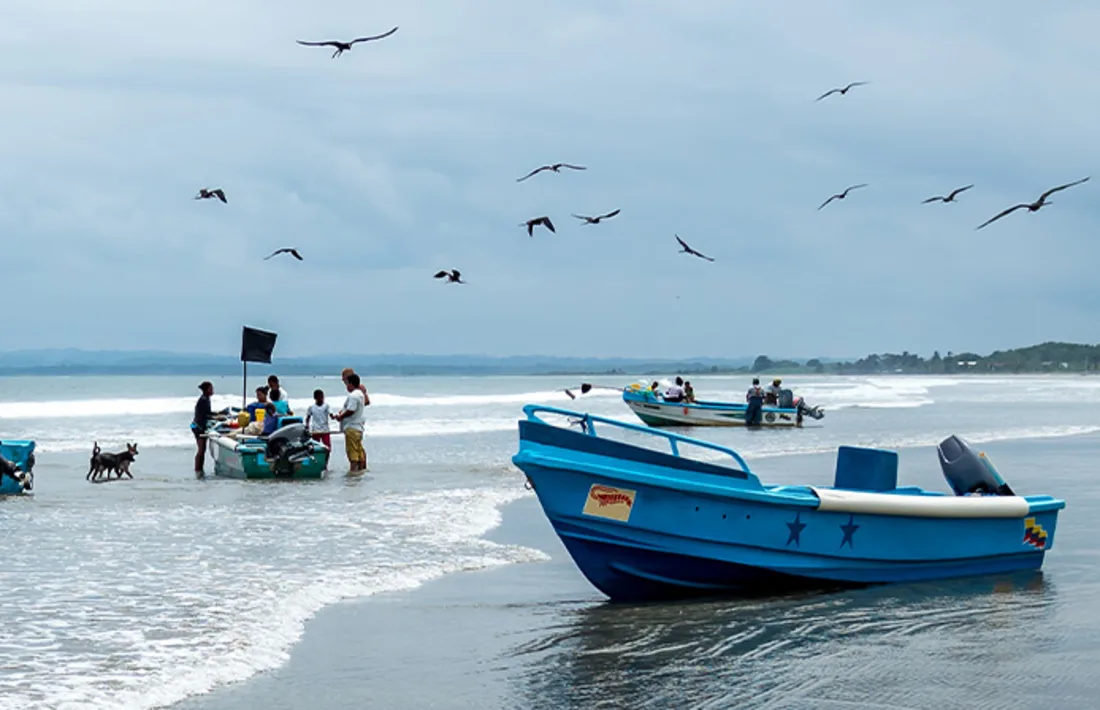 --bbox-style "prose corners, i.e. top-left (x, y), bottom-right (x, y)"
top-left (623, 391), bottom-right (800, 428)
top-left (0, 440), bottom-right (35, 496)
top-left (513, 416), bottom-right (1063, 603)
top-left (208, 434), bottom-right (328, 480)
